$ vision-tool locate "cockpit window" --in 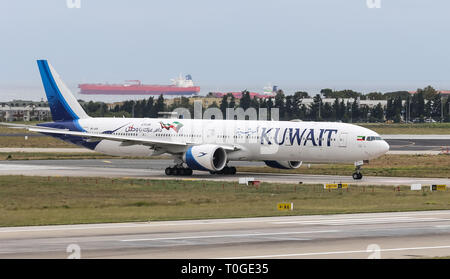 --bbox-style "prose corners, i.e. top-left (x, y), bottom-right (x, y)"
top-left (366, 136), bottom-right (383, 141)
